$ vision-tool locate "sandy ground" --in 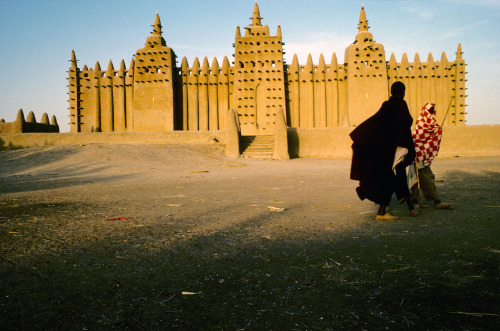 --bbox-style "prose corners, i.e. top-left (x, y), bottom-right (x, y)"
top-left (0, 144), bottom-right (499, 329)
